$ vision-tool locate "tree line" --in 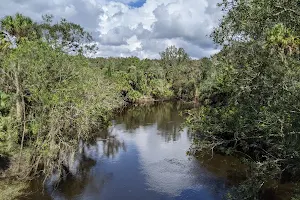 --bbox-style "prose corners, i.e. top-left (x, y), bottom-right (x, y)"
top-left (1, 0), bottom-right (300, 199)
top-left (0, 12), bottom-right (210, 199)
